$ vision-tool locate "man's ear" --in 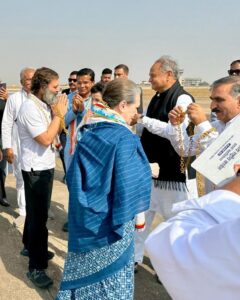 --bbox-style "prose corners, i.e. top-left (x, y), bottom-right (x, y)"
top-left (237, 95), bottom-right (240, 107)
